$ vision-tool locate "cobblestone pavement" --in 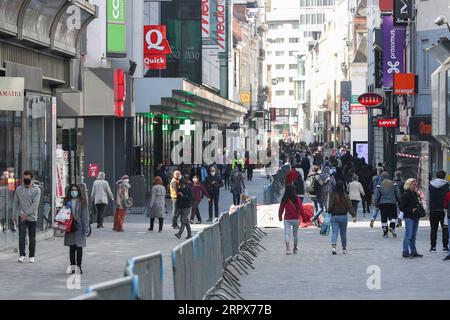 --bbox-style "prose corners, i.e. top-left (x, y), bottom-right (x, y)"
top-left (0, 170), bottom-right (269, 300)
top-left (238, 207), bottom-right (450, 300)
